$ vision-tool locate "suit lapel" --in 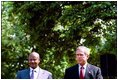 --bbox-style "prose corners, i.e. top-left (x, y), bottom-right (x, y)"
top-left (28, 68), bottom-right (30, 79)
top-left (77, 64), bottom-right (80, 79)
top-left (85, 64), bottom-right (94, 79)
top-left (38, 68), bottom-right (49, 79)
top-left (25, 68), bottom-right (30, 79)
top-left (75, 64), bottom-right (79, 79)
top-left (73, 64), bottom-right (79, 79)
top-left (85, 64), bottom-right (90, 79)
